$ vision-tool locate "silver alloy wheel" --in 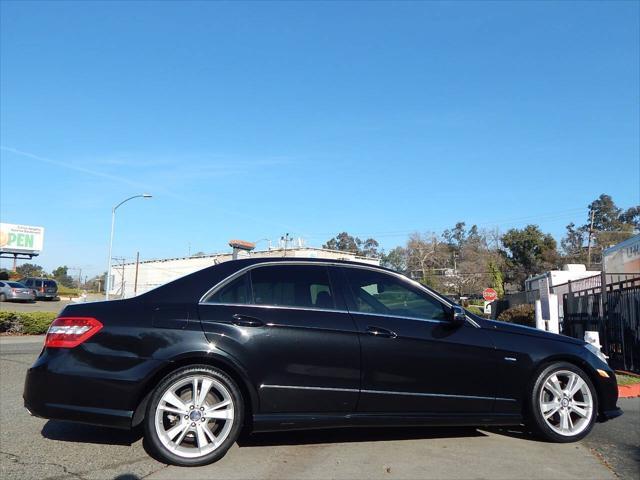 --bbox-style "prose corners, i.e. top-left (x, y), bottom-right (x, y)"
top-left (538, 369), bottom-right (593, 436)
top-left (154, 375), bottom-right (235, 458)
